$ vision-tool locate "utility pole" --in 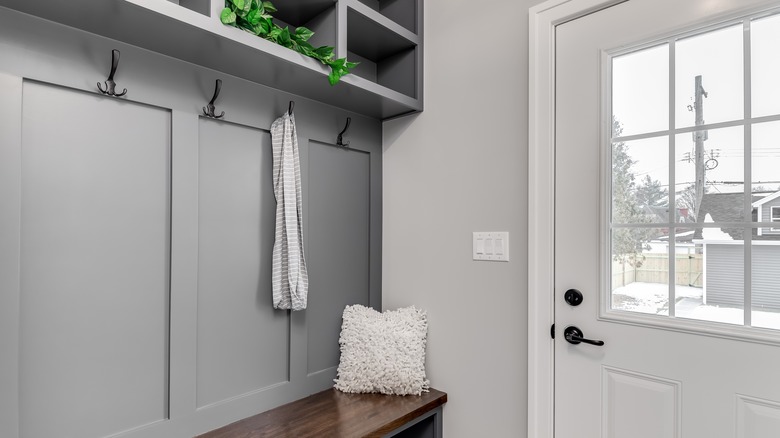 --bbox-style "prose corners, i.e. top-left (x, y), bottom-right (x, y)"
top-left (693, 75), bottom-right (708, 218)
